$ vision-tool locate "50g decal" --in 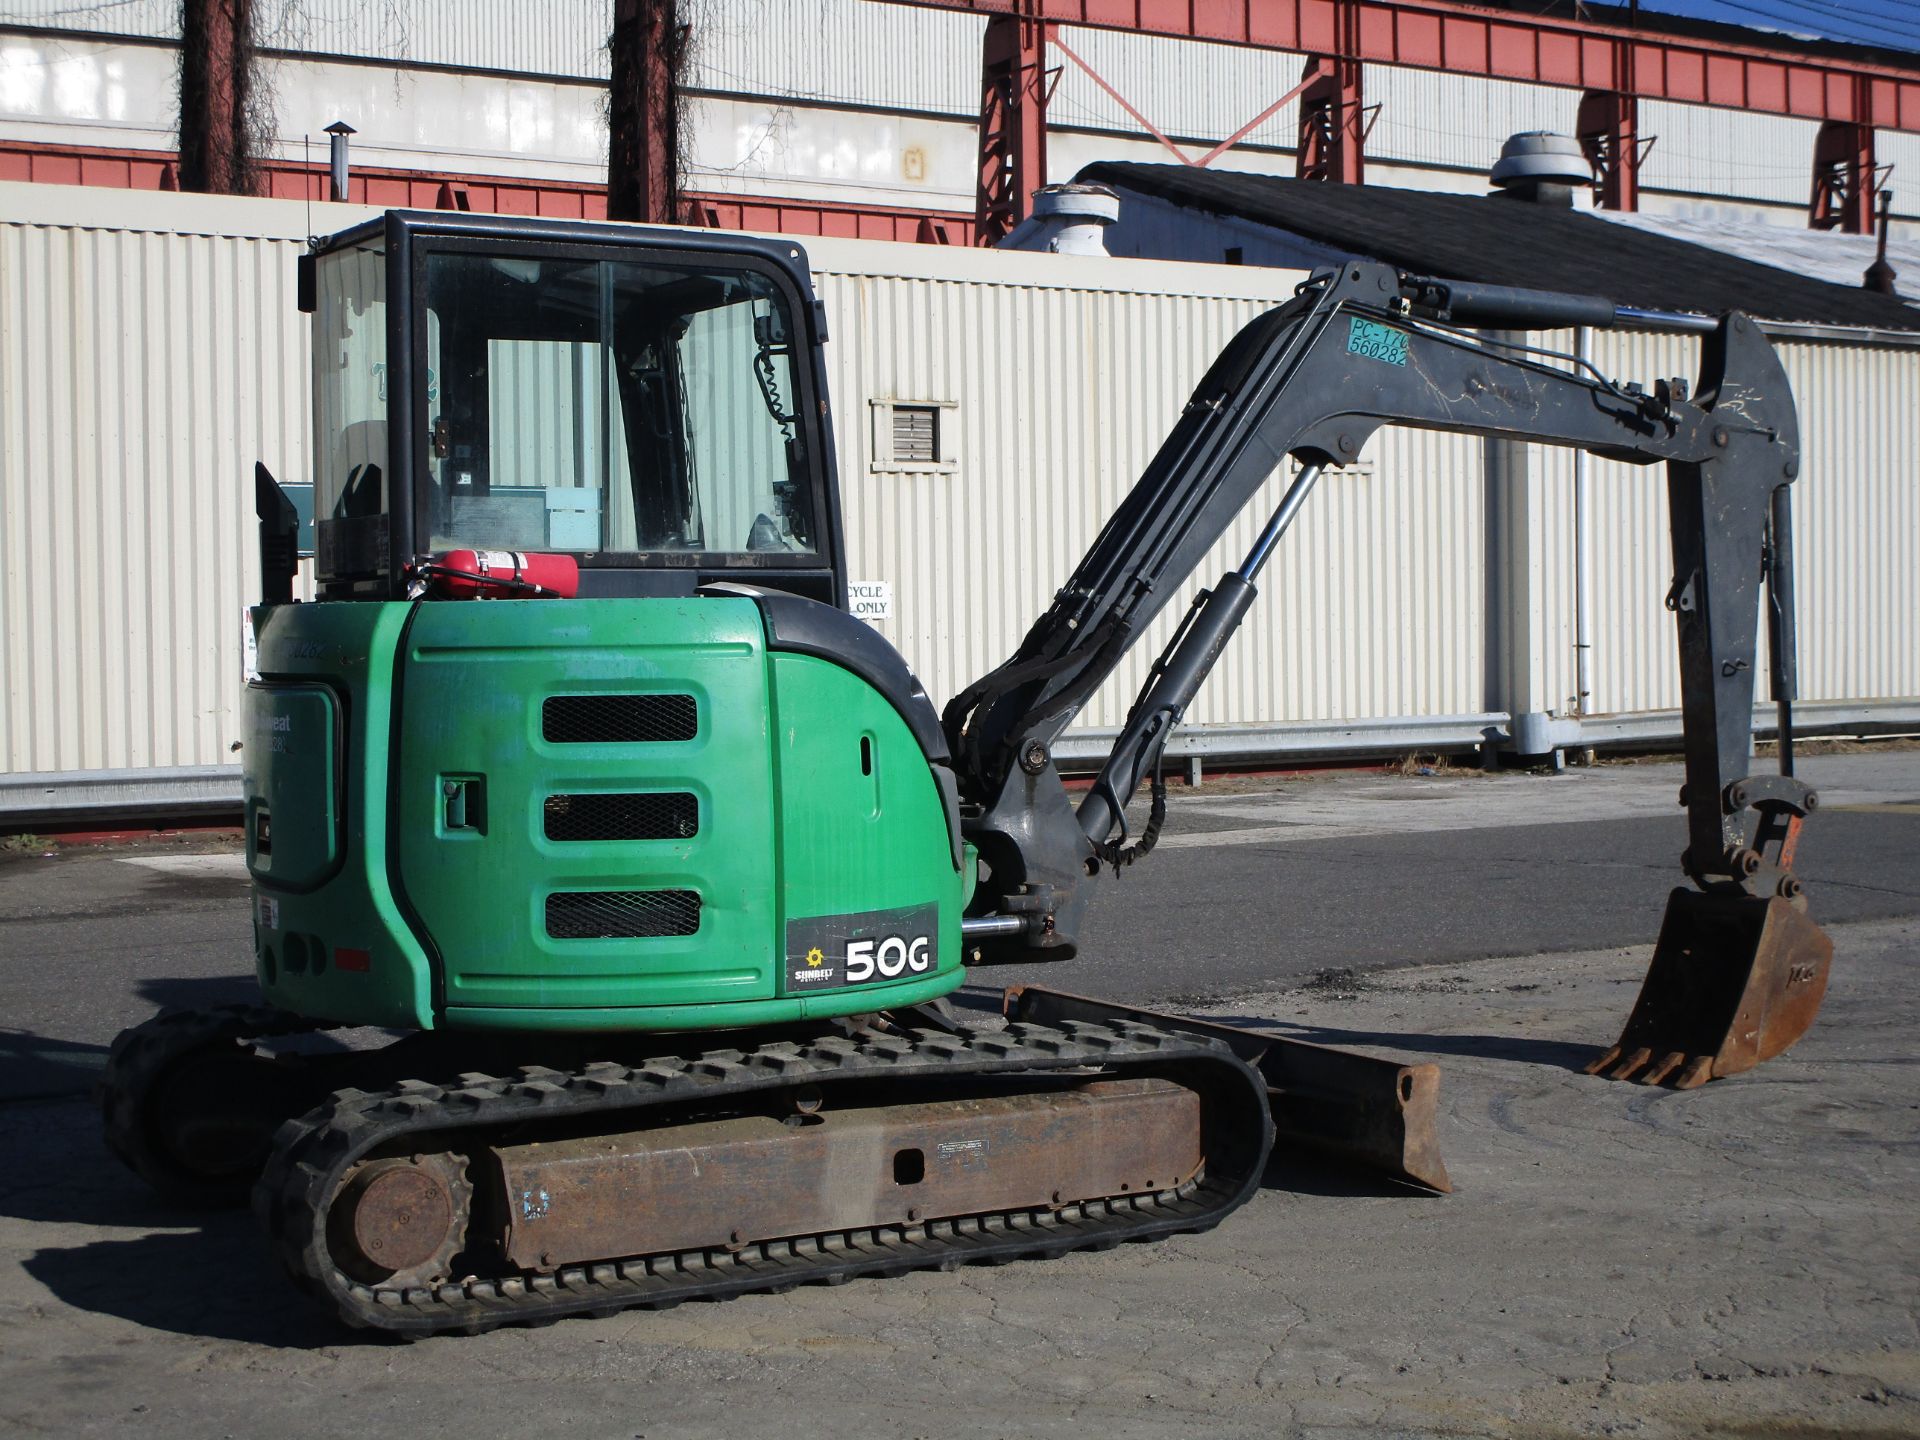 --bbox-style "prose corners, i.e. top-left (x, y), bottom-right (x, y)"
top-left (785, 903), bottom-right (940, 993)
top-left (845, 934), bottom-right (933, 983)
